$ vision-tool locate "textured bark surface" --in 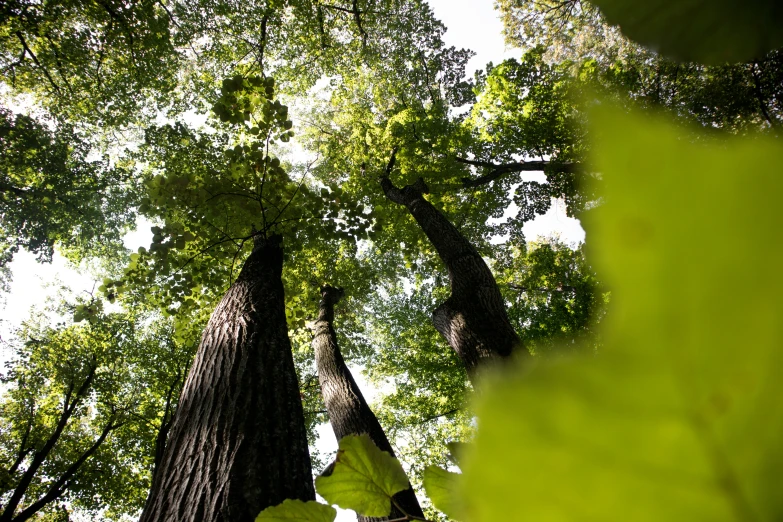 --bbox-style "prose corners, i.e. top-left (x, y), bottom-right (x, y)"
top-left (140, 236), bottom-right (314, 522)
top-left (313, 286), bottom-right (424, 521)
top-left (380, 176), bottom-right (526, 379)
